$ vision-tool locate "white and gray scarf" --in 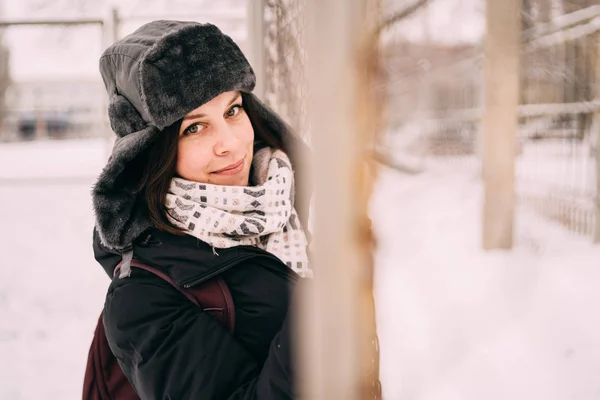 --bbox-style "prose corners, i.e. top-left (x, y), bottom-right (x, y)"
top-left (166, 147), bottom-right (313, 278)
